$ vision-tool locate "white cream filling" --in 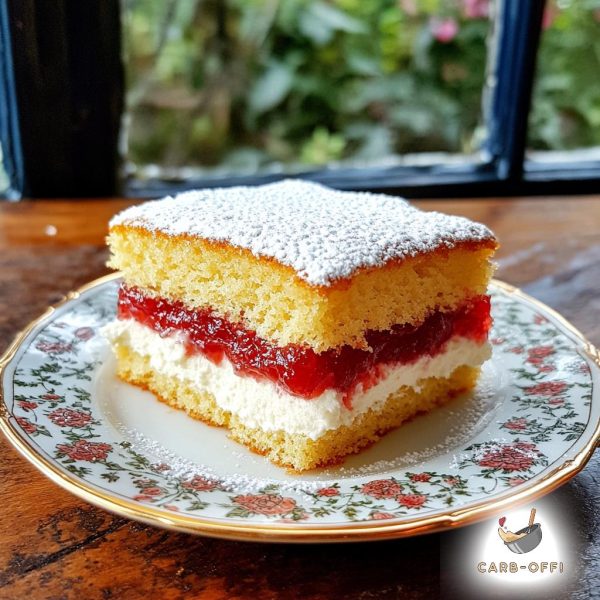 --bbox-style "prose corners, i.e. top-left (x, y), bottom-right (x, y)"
top-left (103, 319), bottom-right (491, 440)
